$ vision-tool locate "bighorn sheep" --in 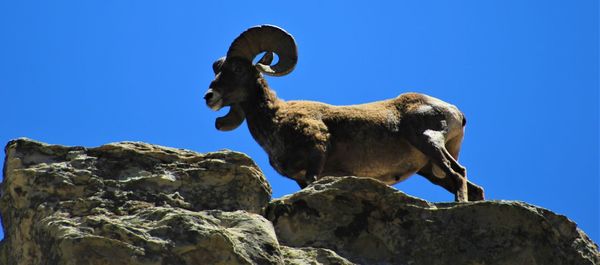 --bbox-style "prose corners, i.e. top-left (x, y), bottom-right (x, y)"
top-left (204, 25), bottom-right (484, 202)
